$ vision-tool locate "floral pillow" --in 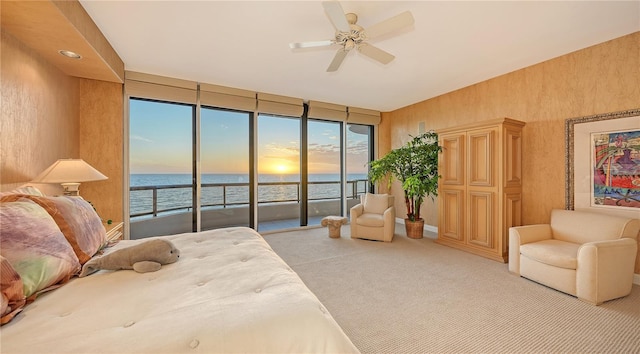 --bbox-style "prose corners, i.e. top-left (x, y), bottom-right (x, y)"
top-left (1, 256), bottom-right (25, 325)
top-left (1, 195), bottom-right (106, 264)
top-left (0, 185), bottom-right (44, 198)
top-left (0, 198), bottom-right (81, 300)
